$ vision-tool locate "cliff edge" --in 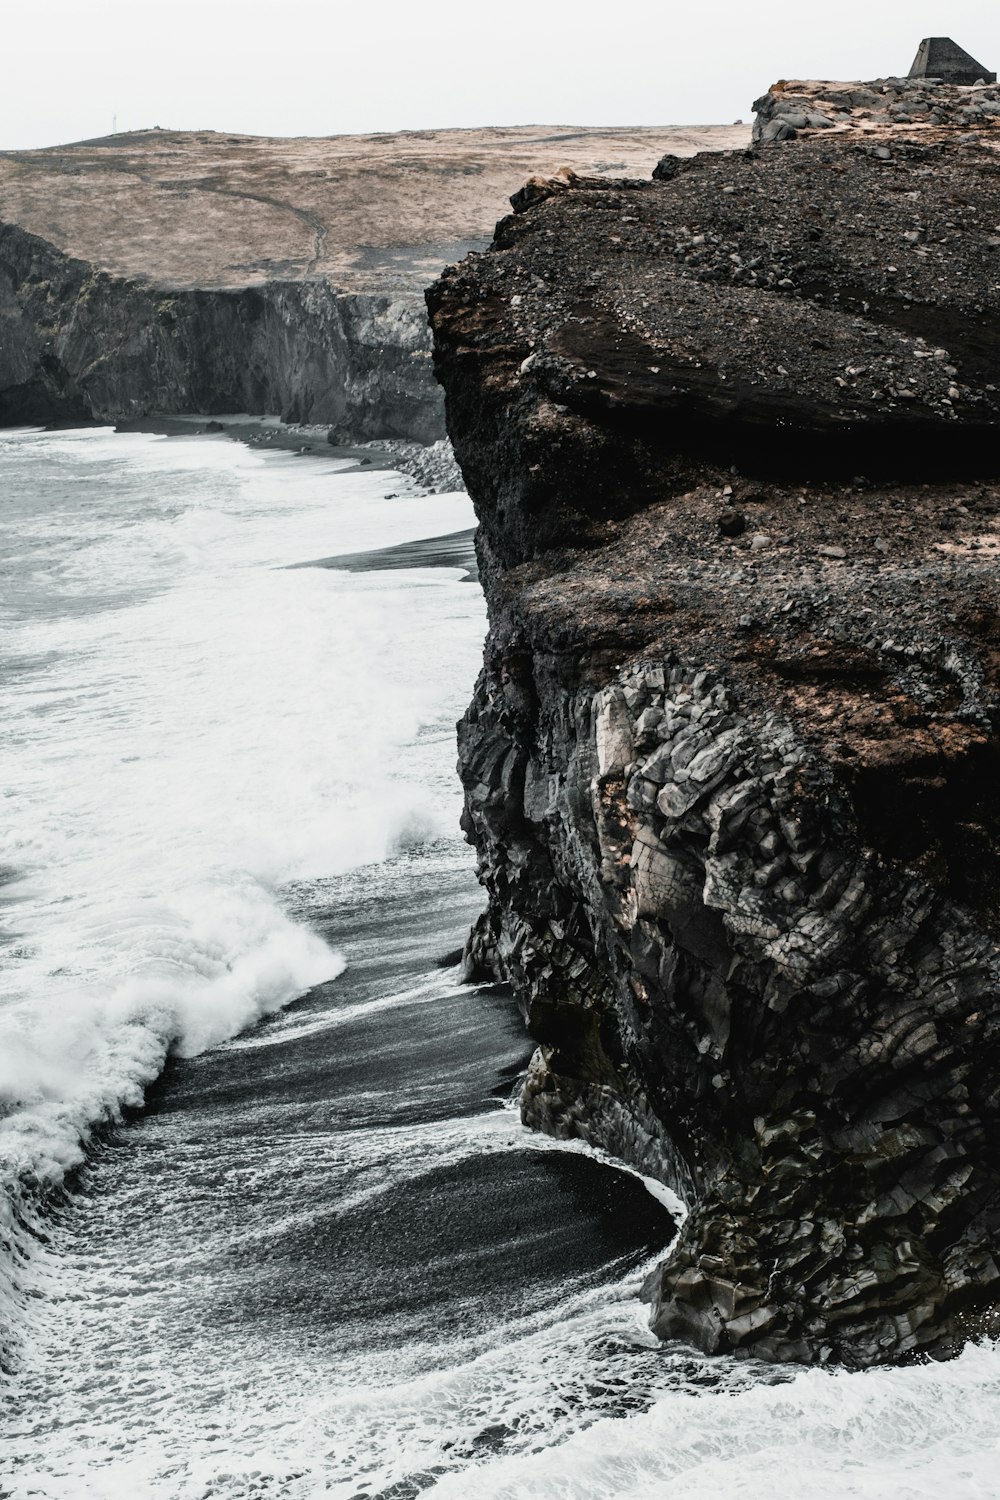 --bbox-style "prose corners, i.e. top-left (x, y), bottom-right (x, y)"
top-left (0, 124), bottom-right (746, 437)
top-left (428, 116), bottom-right (1000, 1365)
